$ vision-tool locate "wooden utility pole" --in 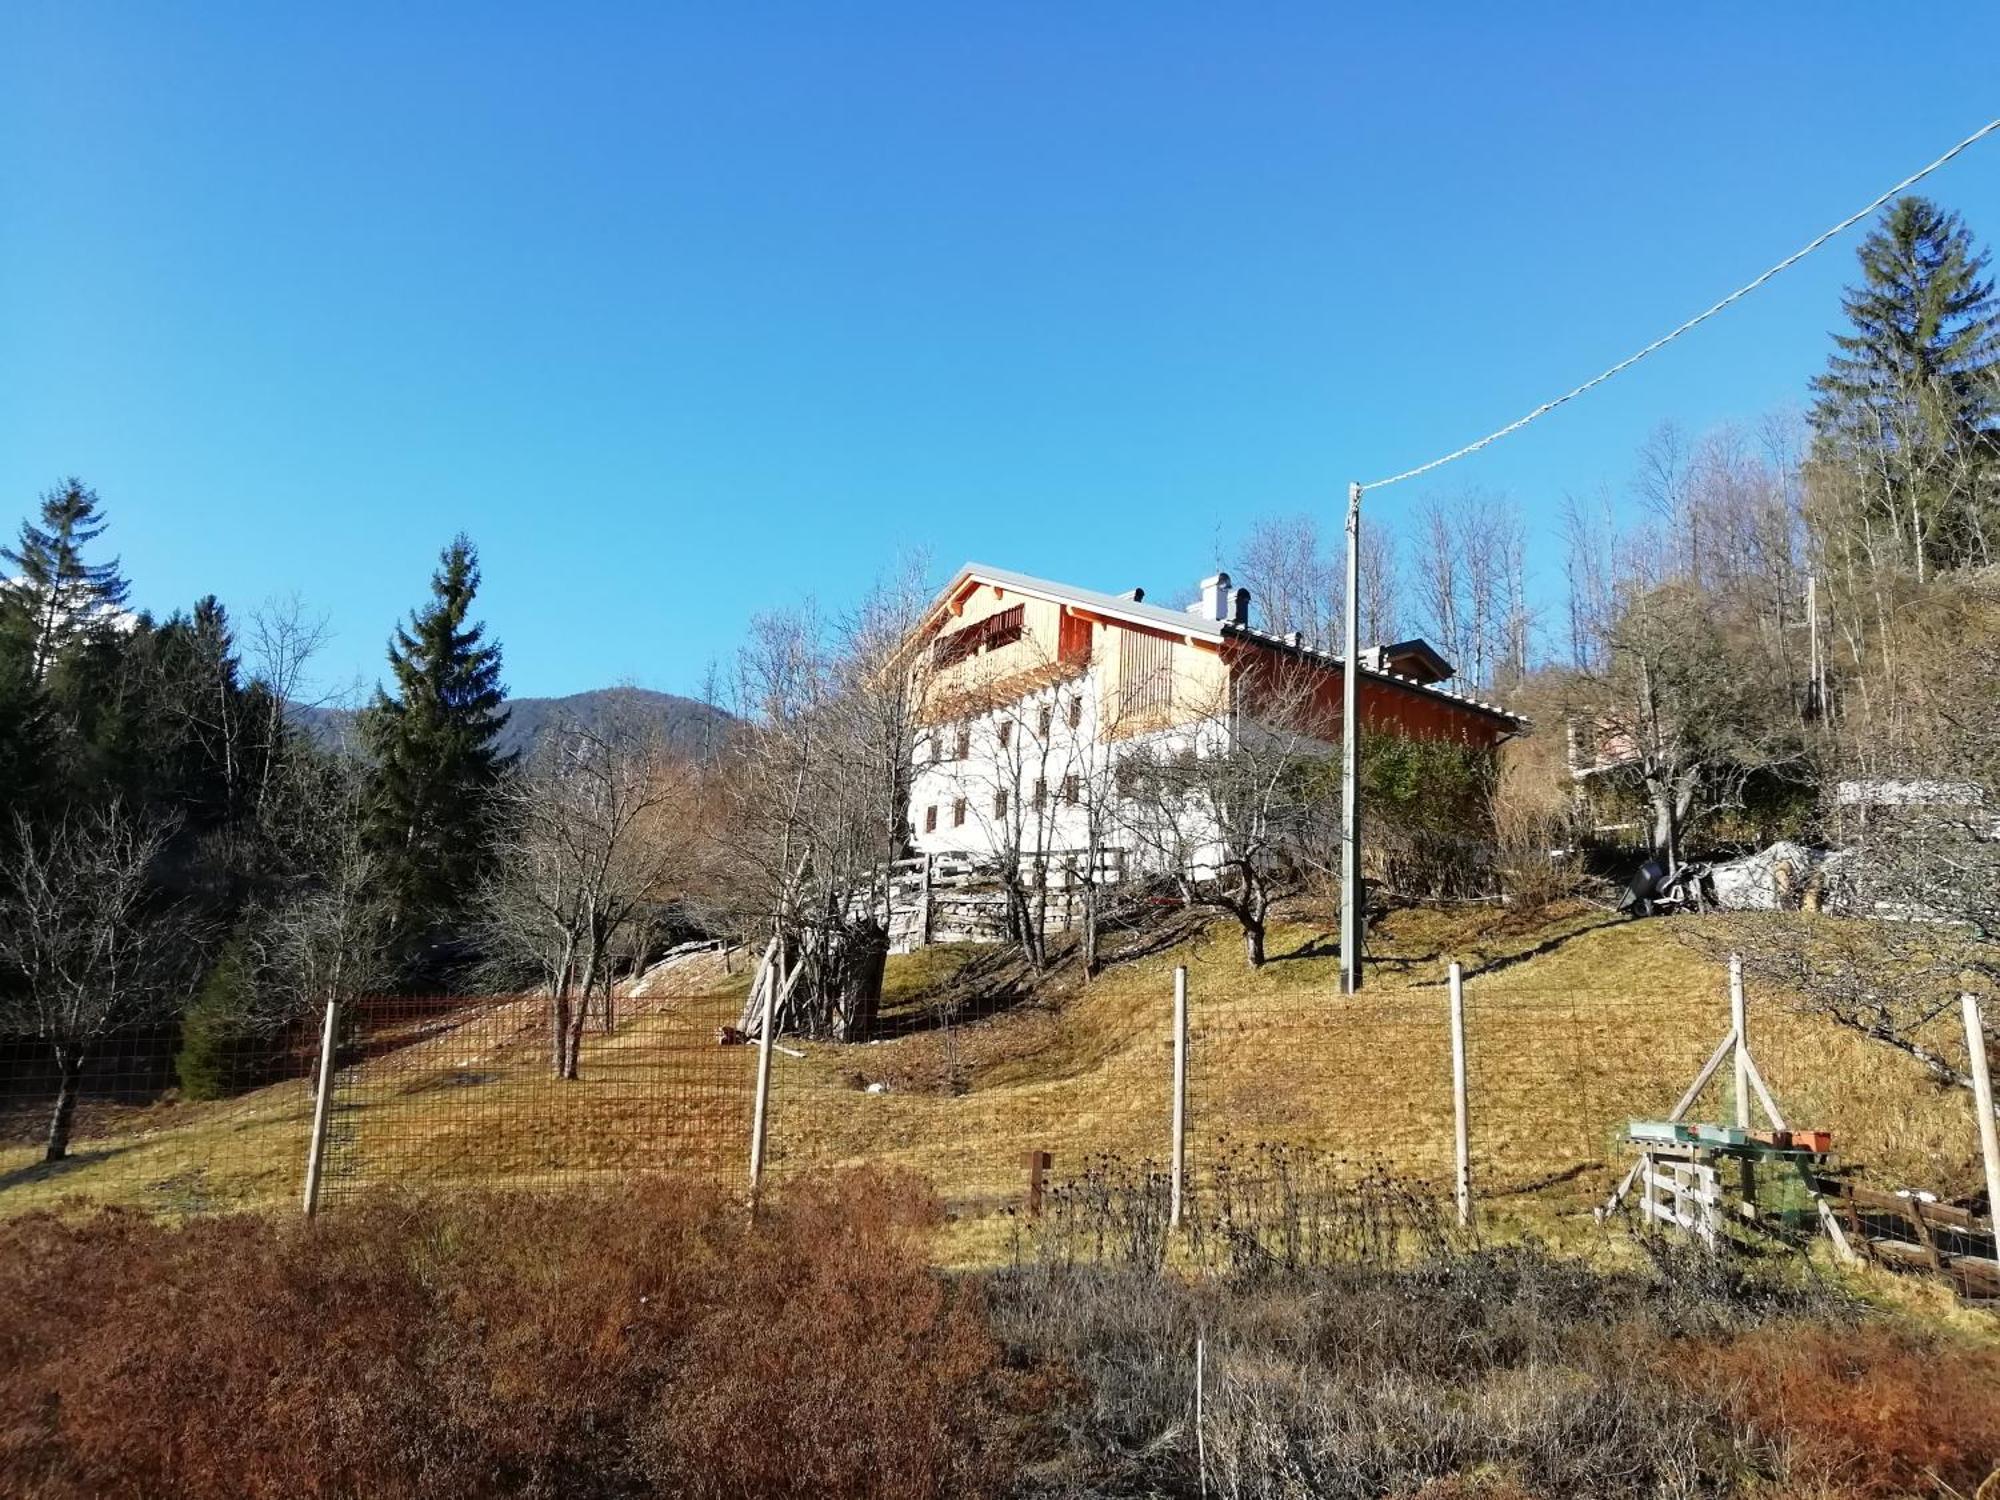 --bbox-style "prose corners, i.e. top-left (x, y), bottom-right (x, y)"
top-left (1448, 961), bottom-right (1470, 1227)
top-left (1170, 965), bottom-right (1189, 1228)
top-left (1340, 479), bottom-right (1364, 995)
top-left (1963, 994), bottom-right (2000, 1232)
top-left (301, 996), bottom-right (340, 1217)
